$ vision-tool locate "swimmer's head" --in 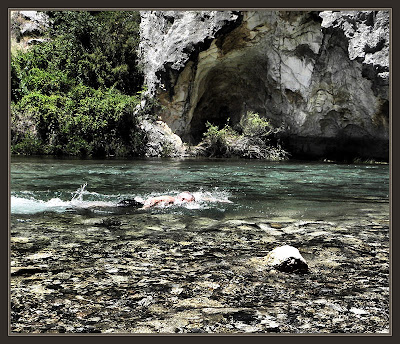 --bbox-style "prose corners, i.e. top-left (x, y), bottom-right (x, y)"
top-left (176, 192), bottom-right (195, 202)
